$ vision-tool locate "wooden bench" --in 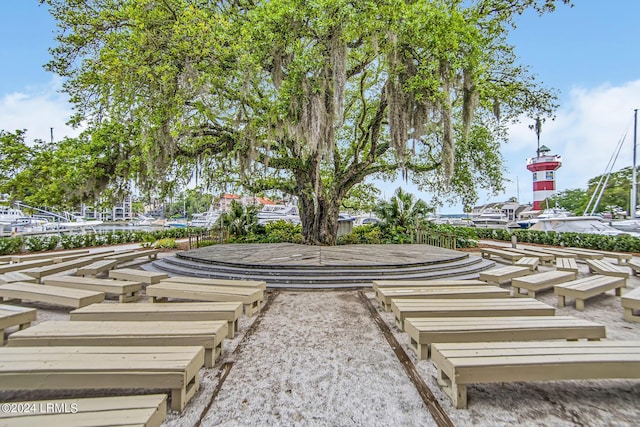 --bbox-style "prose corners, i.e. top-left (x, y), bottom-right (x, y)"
top-left (43, 276), bottom-right (142, 303)
top-left (0, 394), bottom-right (167, 427)
top-left (0, 304), bottom-right (36, 345)
top-left (511, 270), bottom-right (576, 298)
top-left (480, 248), bottom-right (523, 263)
top-left (621, 287), bottom-right (640, 323)
top-left (75, 259), bottom-right (119, 277)
top-left (505, 248), bottom-right (554, 265)
top-left (0, 282), bottom-right (105, 308)
top-left (9, 249), bottom-right (89, 263)
top-left (9, 320), bottom-right (227, 368)
top-left (431, 340), bottom-right (640, 409)
top-left (555, 275), bottom-right (626, 311)
top-left (626, 259), bottom-right (640, 276)
top-left (0, 272), bottom-right (37, 284)
top-left (552, 248), bottom-right (604, 260)
top-left (105, 249), bottom-right (159, 265)
top-left (161, 276), bottom-right (267, 290)
top-left (555, 257), bottom-right (579, 274)
top-left (514, 256), bottom-right (539, 271)
top-left (567, 247), bottom-right (632, 265)
top-left (22, 254), bottom-right (108, 282)
top-left (71, 301), bottom-right (243, 339)
top-left (51, 251), bottom-right (112, 264)
top-left (585, 259), bottom-right (630, 284)
top-left (478, 265), bottom-right (531, 285)
top-left (146, 282), bottom-right (264, 316)
top-left (376, 285), bottom-right (510, 312)
top-left (109, 268), bottom-right (169, 284)
top-left (519, 247), bottom-right (577, 259)
top-left (405, 316), bottom-right (606, 359)
top-left (390, 298), bottom-right (555, 331)
top-left (0, 258), bottom-right (54, 274)
top-left (0, 345), bottom-right (204, 411)
top-left (372, 279), bottom-right (486, 301)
